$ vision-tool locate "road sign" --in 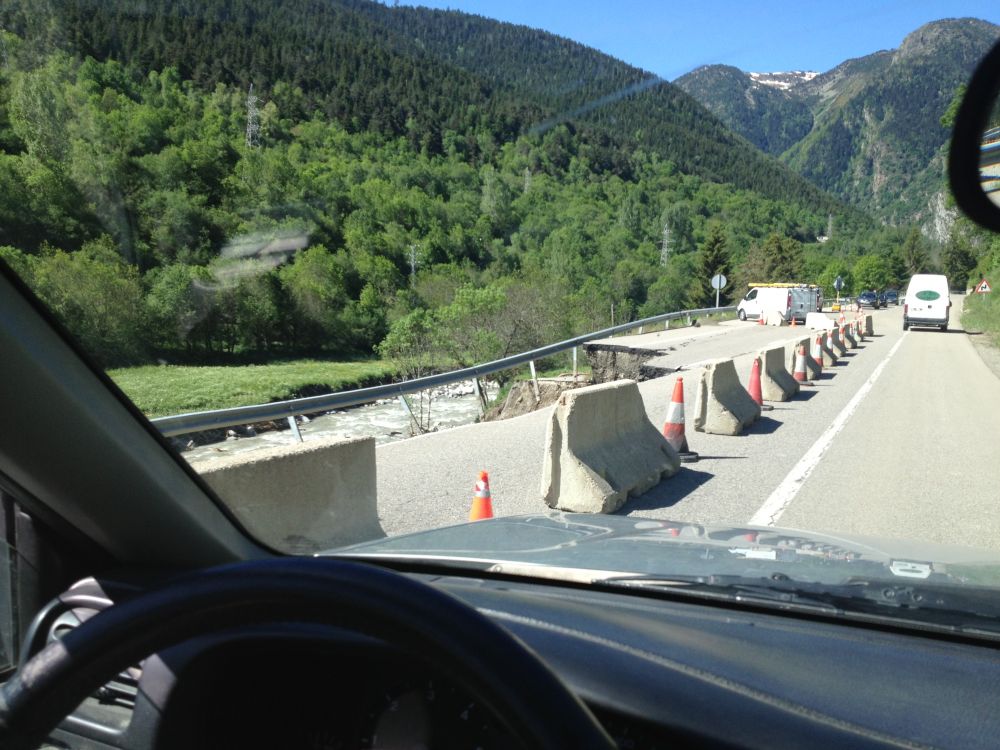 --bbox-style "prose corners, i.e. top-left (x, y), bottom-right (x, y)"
top-left (711, 274), bottom-right (727, 309)
top-left (976, 278), bottom-right (992, 294)
top-left (834, 275), bottom-right (844, 291)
